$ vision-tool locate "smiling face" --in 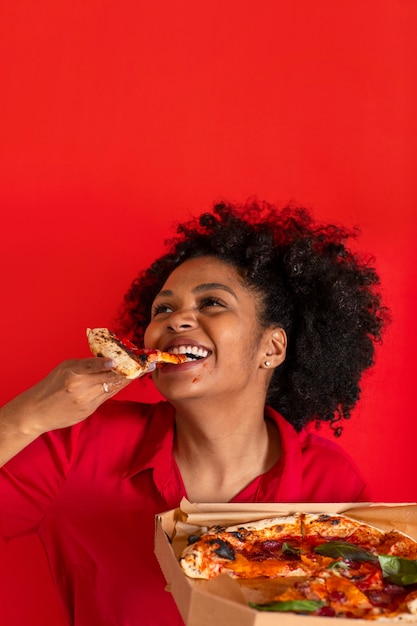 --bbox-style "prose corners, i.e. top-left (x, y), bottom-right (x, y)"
top-left (144, 256), bottom-right (285, 407)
